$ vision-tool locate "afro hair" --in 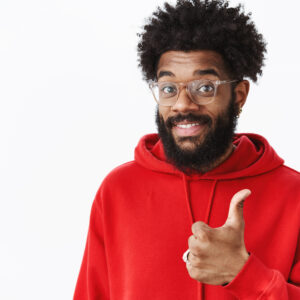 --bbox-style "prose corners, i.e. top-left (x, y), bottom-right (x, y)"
top-left (137, 0), bottom-right (267, 82)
